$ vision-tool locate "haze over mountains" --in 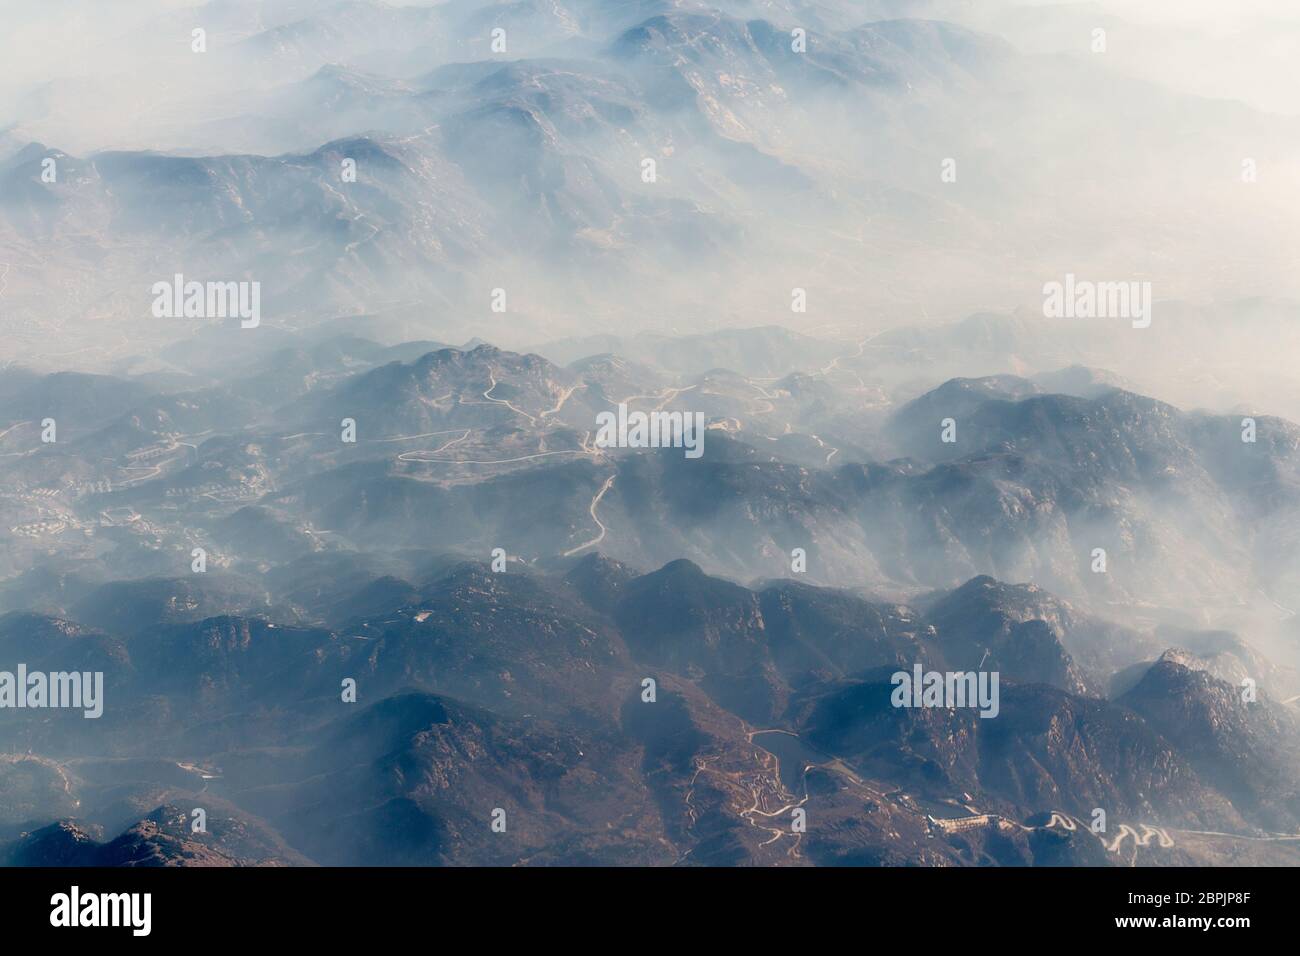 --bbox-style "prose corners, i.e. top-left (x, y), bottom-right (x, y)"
top-left (1, 0), bottom-right (1299, 867)
top-left (4, 1), bottom-right (1300, 386)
